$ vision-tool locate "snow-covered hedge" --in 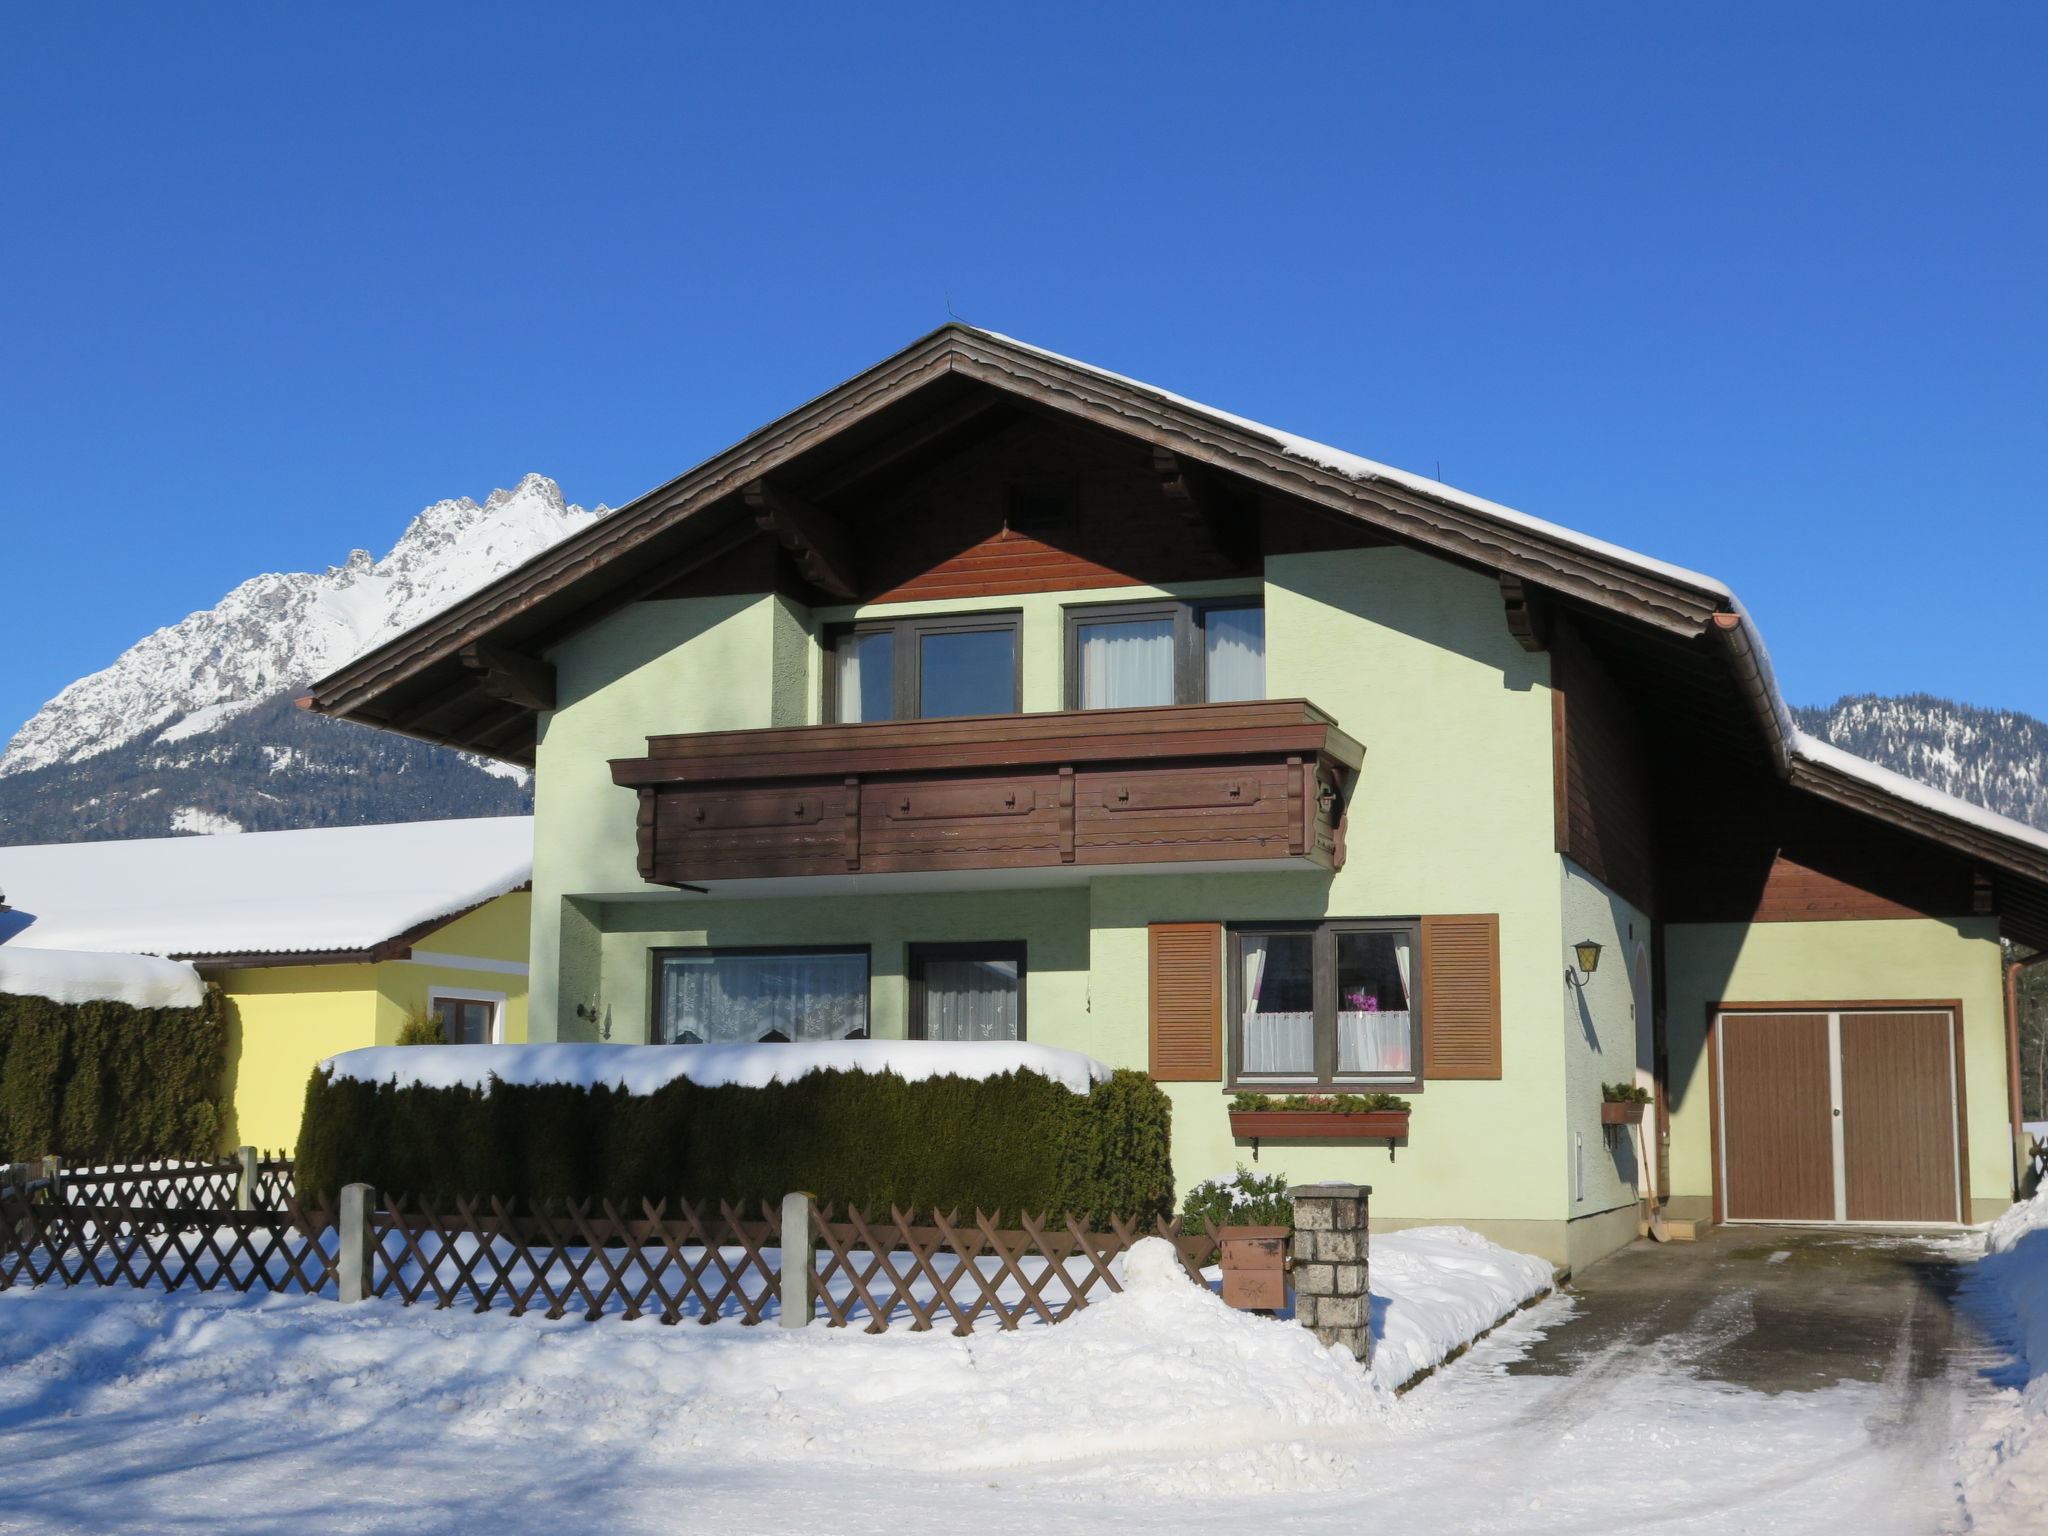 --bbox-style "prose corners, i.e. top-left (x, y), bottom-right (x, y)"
top-left (0, 985), bottom-right (228, 1161)
top-left (296, 1046), bottom-right (1173, 1223)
